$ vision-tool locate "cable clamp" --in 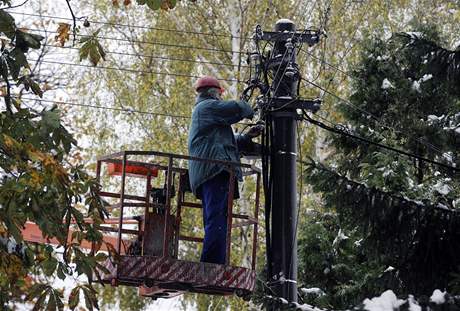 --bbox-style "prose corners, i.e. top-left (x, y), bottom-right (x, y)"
top-left (278, 151), bottom-right (297, 157)
top-left (281, 278), bottom-right (297, 284)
